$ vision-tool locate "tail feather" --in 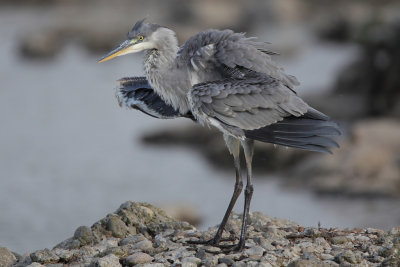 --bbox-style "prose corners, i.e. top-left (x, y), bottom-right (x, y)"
top-left (244, 108), bottom-right (340, 153)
